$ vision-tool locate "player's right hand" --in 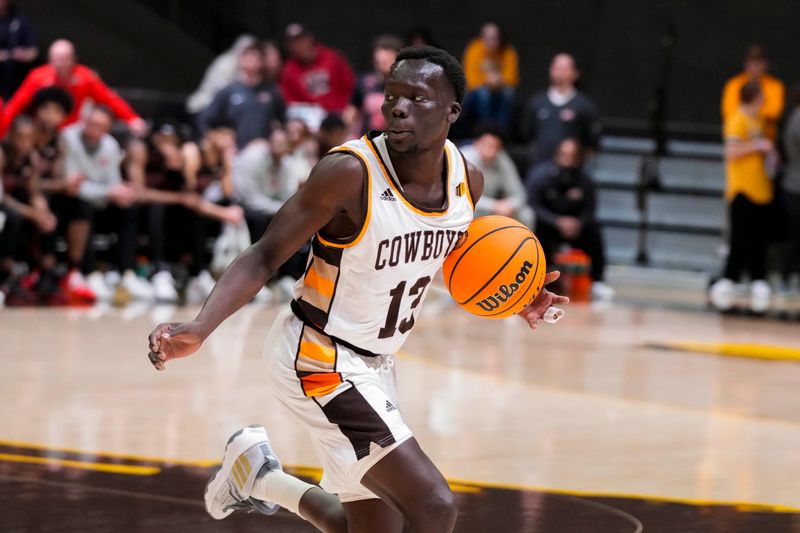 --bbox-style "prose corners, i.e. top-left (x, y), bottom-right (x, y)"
top-left (147, 322), bottom-right (205, 371)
